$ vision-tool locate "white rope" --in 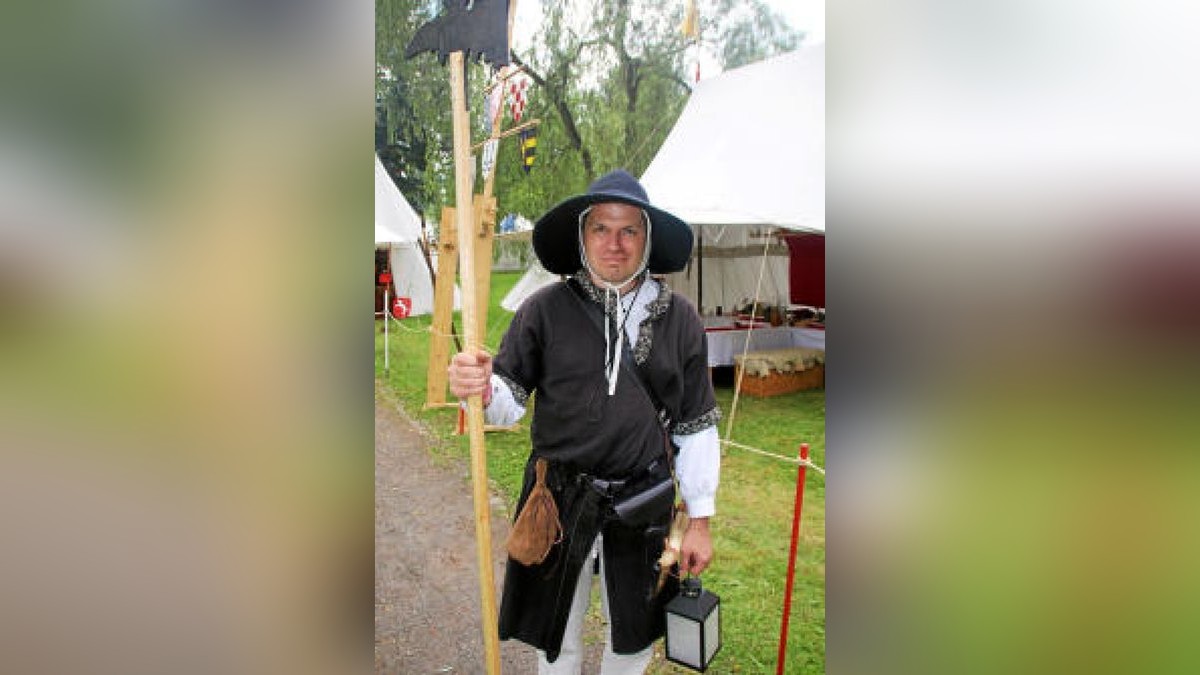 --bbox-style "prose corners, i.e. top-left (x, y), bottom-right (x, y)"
top-left (720, 439), bottom-right (826, 475)
top-left (387, 315), bottom-right (434, 334)
top-left (385, 314), bottom-right (505, 354)
top-left (723, 230), bottom-right (776, 442)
